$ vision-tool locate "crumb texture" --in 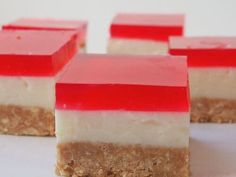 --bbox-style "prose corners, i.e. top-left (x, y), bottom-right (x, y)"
top-left (0, 104), bottom-right (54, 136)
top-left (79, 43), bottom-right (86, 53)
top-left (56, 142), bottom-right (189, 177)
top-left (191, 98), bottom-right (236, 123)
